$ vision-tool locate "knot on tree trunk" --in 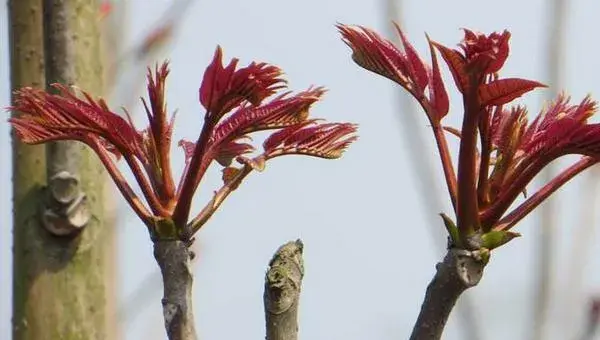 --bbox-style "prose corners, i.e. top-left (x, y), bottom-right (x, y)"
top-left (42, 170), bottom-right (90, 236)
